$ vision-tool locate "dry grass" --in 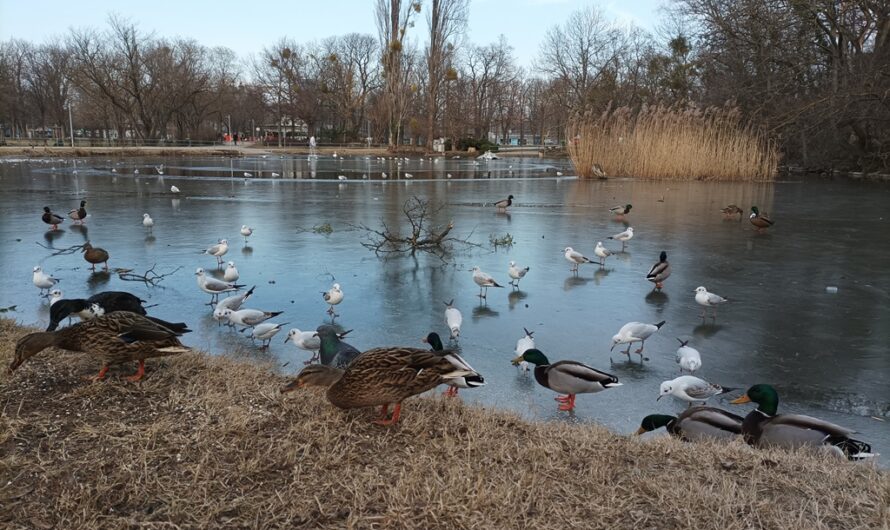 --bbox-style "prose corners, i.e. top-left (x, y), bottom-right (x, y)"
top-left (568, 104), bottom-right (779, 181)
top-left (1, 319), bottom-right (887, 529)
